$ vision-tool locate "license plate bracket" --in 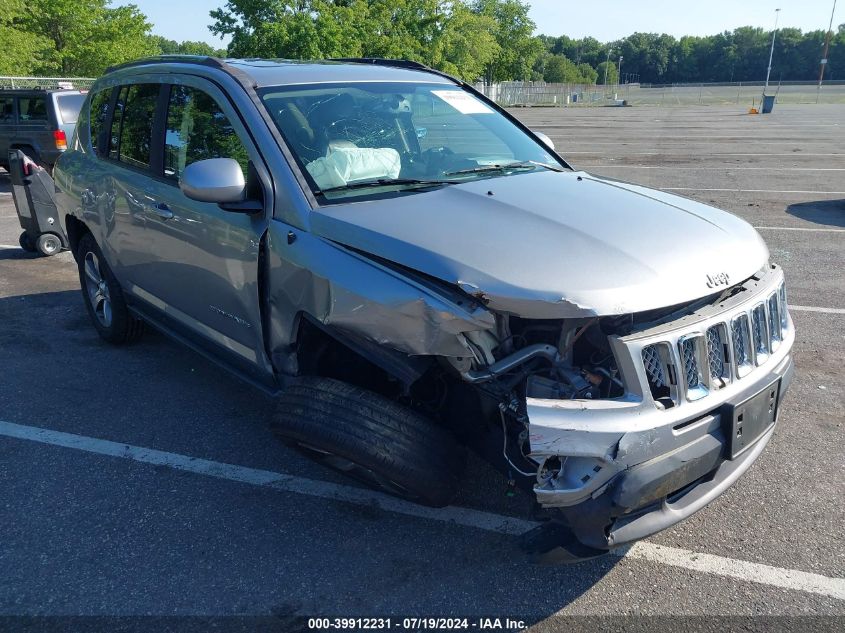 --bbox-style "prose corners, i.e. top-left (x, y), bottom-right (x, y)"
top-left (722, 378), bottom-right (780, 459)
